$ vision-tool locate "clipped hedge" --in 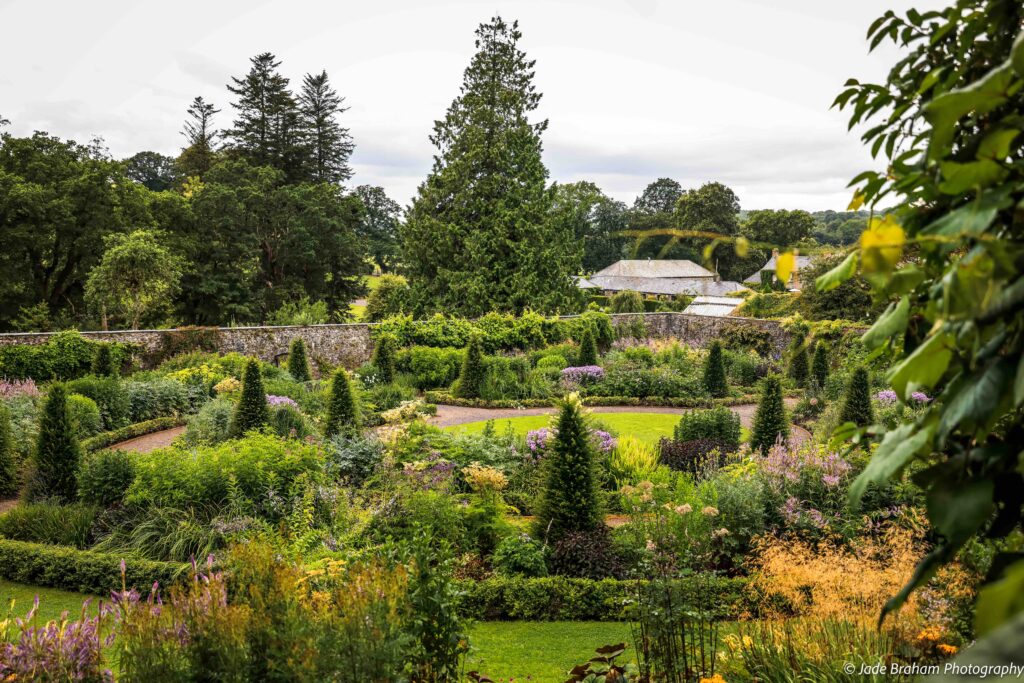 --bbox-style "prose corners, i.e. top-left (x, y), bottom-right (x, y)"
top-left (81, 416), bottom-right (185, 453)
top-left (0, 538), bottom-right (187, 595)
top-left (425, 392), bottom-right (764, 409)
top-left (0, 331), bottom-right (136, 381)
top-left (457, 575), bottom-right (755, 621)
